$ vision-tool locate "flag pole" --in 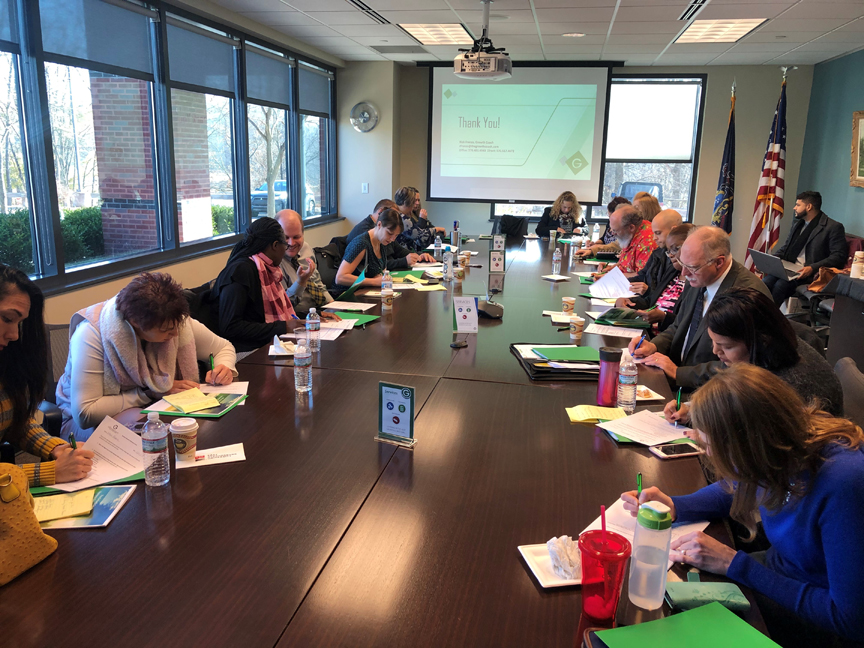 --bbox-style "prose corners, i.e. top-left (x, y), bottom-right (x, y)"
top-left (765, 68), bottom-right (791, 252)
